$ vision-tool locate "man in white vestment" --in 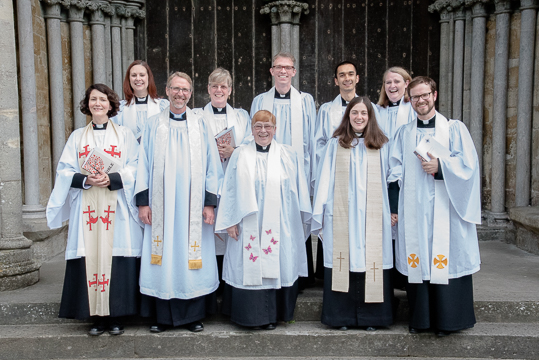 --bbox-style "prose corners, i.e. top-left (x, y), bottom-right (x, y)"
top-left (135, 72), bottom-right (224, 333)
top-left (387, 76), bottom-right (481, 336)
top-left (193, 68), bottom-right (252, 294)
top-left (312, 60), bottom-right (359, 279)
top-left (215, 110), bottom-right (311, 329)
top-left (250, 52), bottom-right (317, 288)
